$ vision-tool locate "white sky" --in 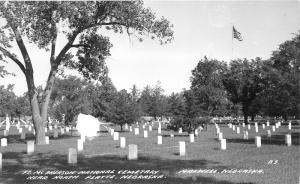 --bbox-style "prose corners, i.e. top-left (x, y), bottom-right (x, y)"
top-left (1, 1), bottom-right (300, 96)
